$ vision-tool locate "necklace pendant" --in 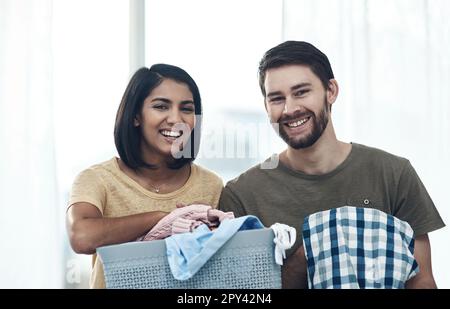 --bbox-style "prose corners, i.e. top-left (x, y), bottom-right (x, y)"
top-left (155, 188), bottom-right (160, 193)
